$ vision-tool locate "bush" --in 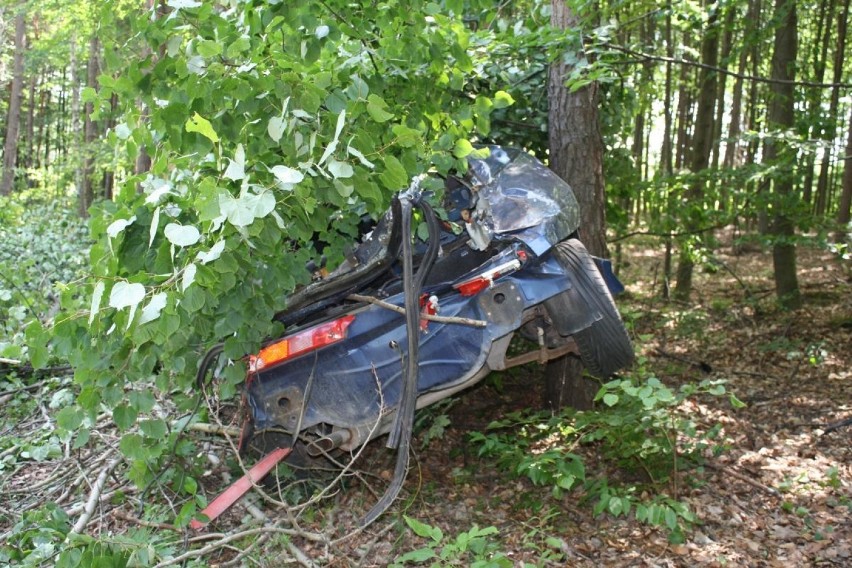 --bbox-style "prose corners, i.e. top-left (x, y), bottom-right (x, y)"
top-left (0, 196), bottom-right (90, 361)
top-left (470, 366), bottom-right (742, 542)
